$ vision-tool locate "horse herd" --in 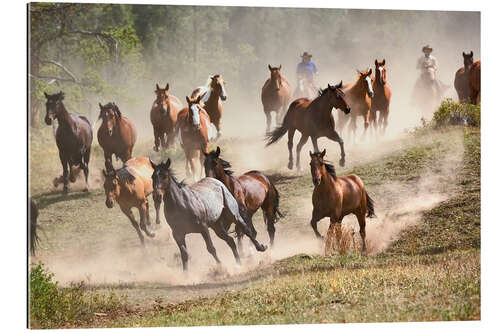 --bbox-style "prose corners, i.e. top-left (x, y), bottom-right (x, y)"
top-left (34, 52), bottom-right (478, 270)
